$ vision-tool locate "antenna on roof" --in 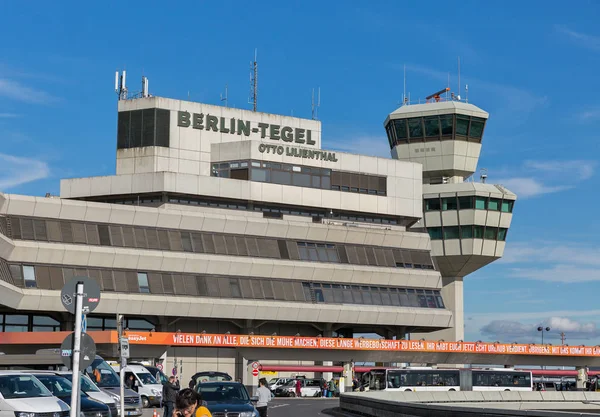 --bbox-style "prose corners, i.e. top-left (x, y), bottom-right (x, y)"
top-left (447, 73), bottom-right (450, 101)
top-left (465, 84), bottom-right (469, 103)
top-left (480, 168), bottom-right (488, 183)
top-left (141, 76), bottom-right (149, 98)
top-left (220, 84), bottom-right (228, 107)
top-left (458, 56), bottom-right (461, 100)
top-left (403, 64), bottom-right (407, 105)
top-left (115, 70), bottom-right (128, 100)
top-left (311, 87), bottom-right (320, 120)
top-left (248, 49), bottom-right (258, 112)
